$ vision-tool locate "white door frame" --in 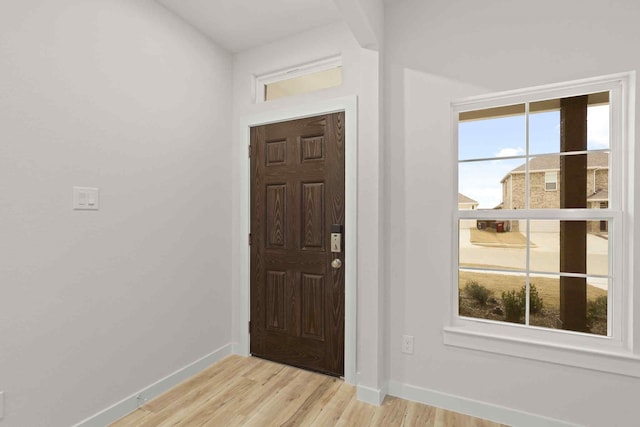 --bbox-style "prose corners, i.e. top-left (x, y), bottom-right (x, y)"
top-left (237, 96), bottom-right (358, 384)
